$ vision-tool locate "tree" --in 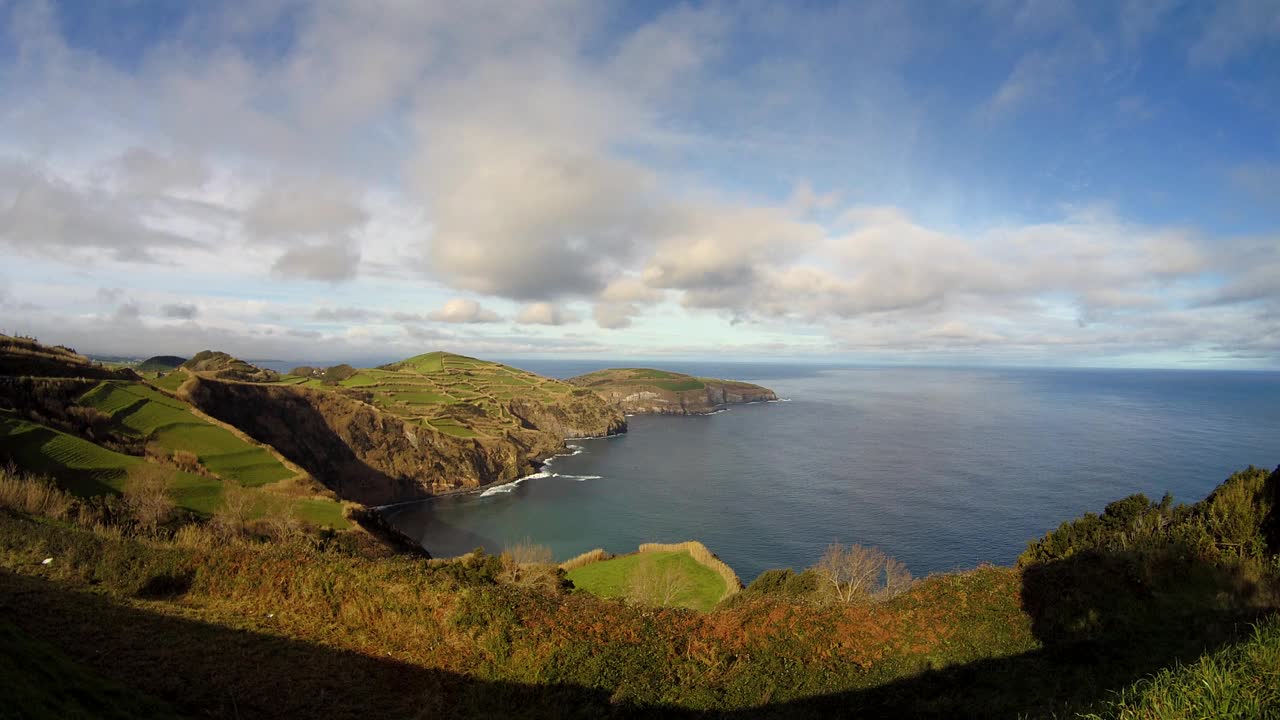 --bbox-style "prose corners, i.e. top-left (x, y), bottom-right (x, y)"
top-left (215, 482), bottom-right (254, 532)
top-left (124, 464), bottom-right (175, 530)
top-left (813, 543), bottom-right (913, 603)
